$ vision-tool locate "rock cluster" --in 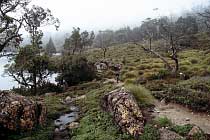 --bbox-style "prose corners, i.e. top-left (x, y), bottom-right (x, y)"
top-left (0, 91), bottom-right (47, 132)
top-left (102, 88), bottom-right (144, 138)
top-left (159, 128), bottom-right (183, 140)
